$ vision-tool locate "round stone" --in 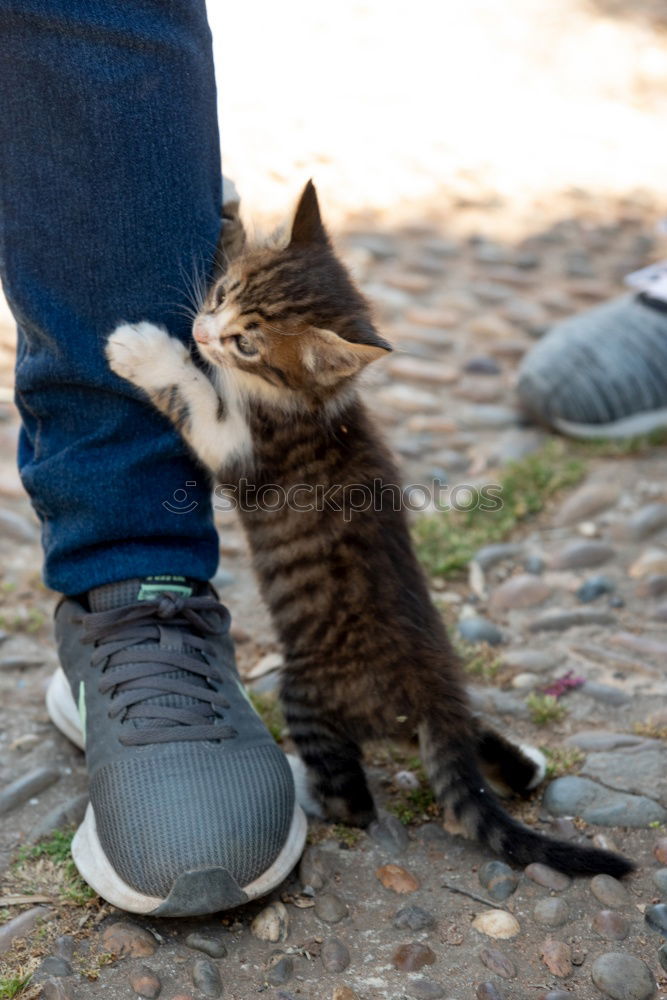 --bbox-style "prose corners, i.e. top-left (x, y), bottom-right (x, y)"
top-left (299, 846), bottom-right (333, 890)
top-left (251, 902), bottom-right (289, 942)
top-left (393, 905), bottom-right (436, 931)
top-left (540, 938), bottom-right (572, 978)
top-left (314, 893), bottom-right (348, 924)
top-left (191, 958), bottom-right (222, 998)
top-left (644, 903), bottom-right (667, 937)
top-left (550, 540), bottom-right (615, 570)
top-left (130, 968), bottom-right (161, 999)
top-left (525, 863), bottom-right (571, 891)
top-left (405, 978), bottom-right (446, 1000)
top-left (185, 933), bottom-right (227, 959)
top-left (577, 575), bottom-right (615, 603)
top-left (458, 617), bottom-right (504, 646)
top-left (478, 861), bottom-right (519, 902)
top-left (471, 910), bottom-right (520, 939)
top-left (479, 947), bottom-right (517, 979)
top-left (591, 952), bottom-right (656, 1000)
top-left (593, 910), bottom-right (630, 940)
top-left (654, 837), bottom-right (667, 864)
top-left (489, 575), bottom-right (552, 612)
top-left (266, 956), bottom-right (294, 986)
top-left (320, 938), bottom-right (350, 973)
top-left (533, 898), bottom-right (569, 928)
top-left (100, 921), bottom-right (156, 958)
top-left (476, 984), bottom-right (507, 1000)
top-left (392, 942), bottom-right (437, 971)
top-left (590, 874), bottom-right (630, 909)
top-left (653, 868), bottom-right (667, 894)
top-left (376, 864), bottom-right (420, 894)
